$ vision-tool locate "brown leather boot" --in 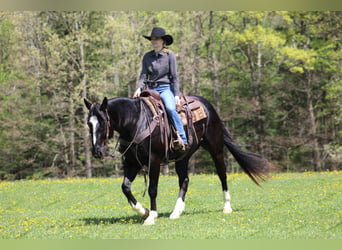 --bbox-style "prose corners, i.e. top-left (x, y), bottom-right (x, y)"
top-left (173, 139), bottom-right (186, 152)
